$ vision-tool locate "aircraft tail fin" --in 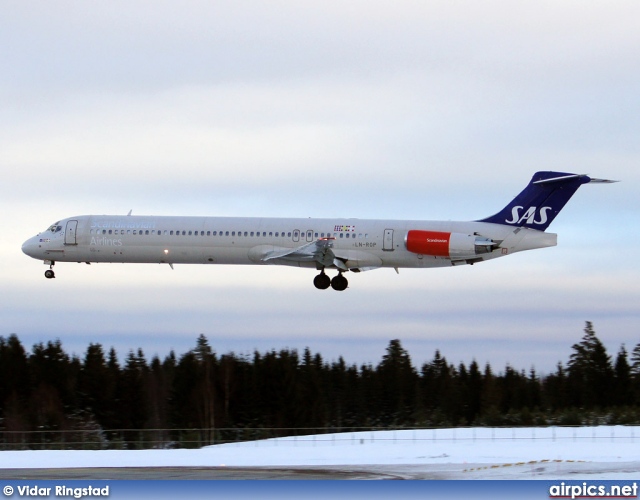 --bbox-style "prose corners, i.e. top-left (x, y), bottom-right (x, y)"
top-left (478, 171), bottom-right (617, 231)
